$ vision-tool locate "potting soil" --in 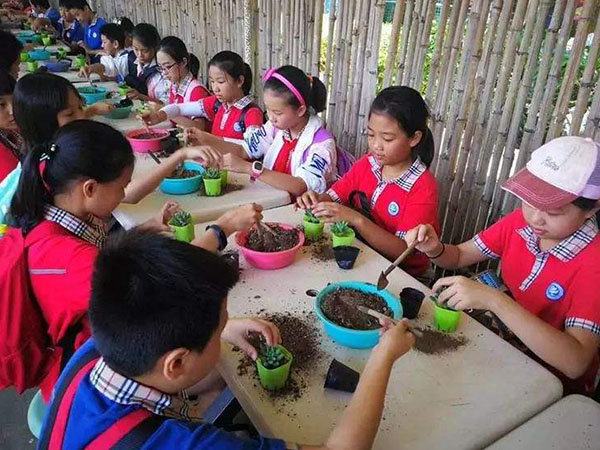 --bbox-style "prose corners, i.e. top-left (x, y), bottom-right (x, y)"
top-left (135, 132), bottom-right (166, 140)
top-left (414, 327), bottom-right (468, 355)
top-left (304, 236), bottom-right (334, 262)
top-left (321, 288), bottom-right (392, 330)
top-left (245, 225), bottom-right (299, 252)
top-left (195, 183), bottom-right (244, 197)
top-left (167, 168), bottom-right (202, 179)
